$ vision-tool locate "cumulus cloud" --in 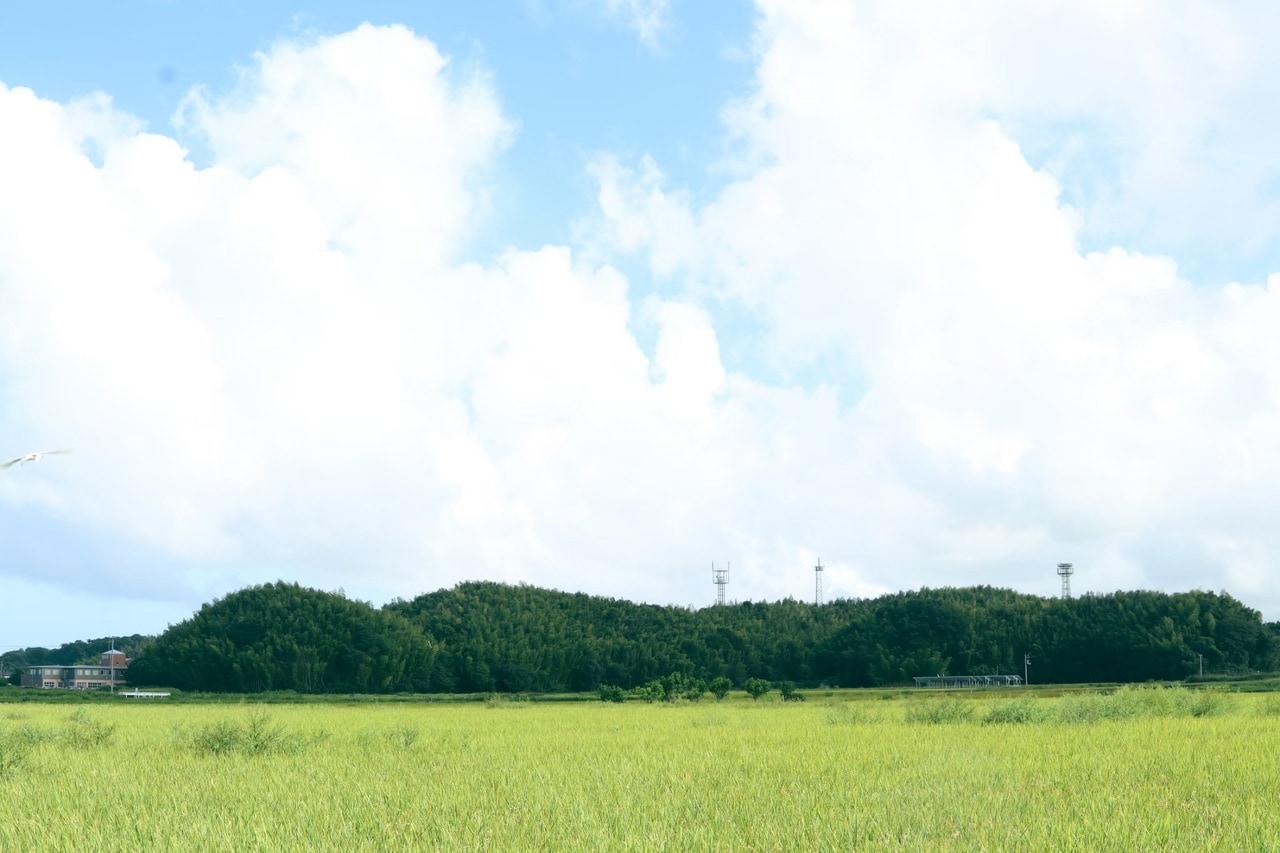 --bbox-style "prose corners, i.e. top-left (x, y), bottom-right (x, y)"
top-left (588, 0), bottom-right (1280, 613)
top-left (5, 4), bottom-right (1280, 624)
top-left (1, 21), bottom-right (869, 610)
